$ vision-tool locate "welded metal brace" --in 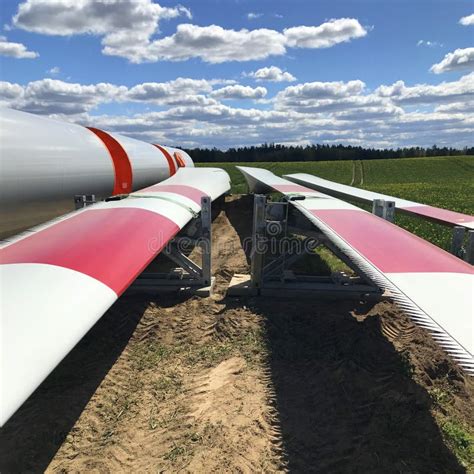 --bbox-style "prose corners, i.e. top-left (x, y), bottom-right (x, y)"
top-left (130, 195), bottom-right (214, 295)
